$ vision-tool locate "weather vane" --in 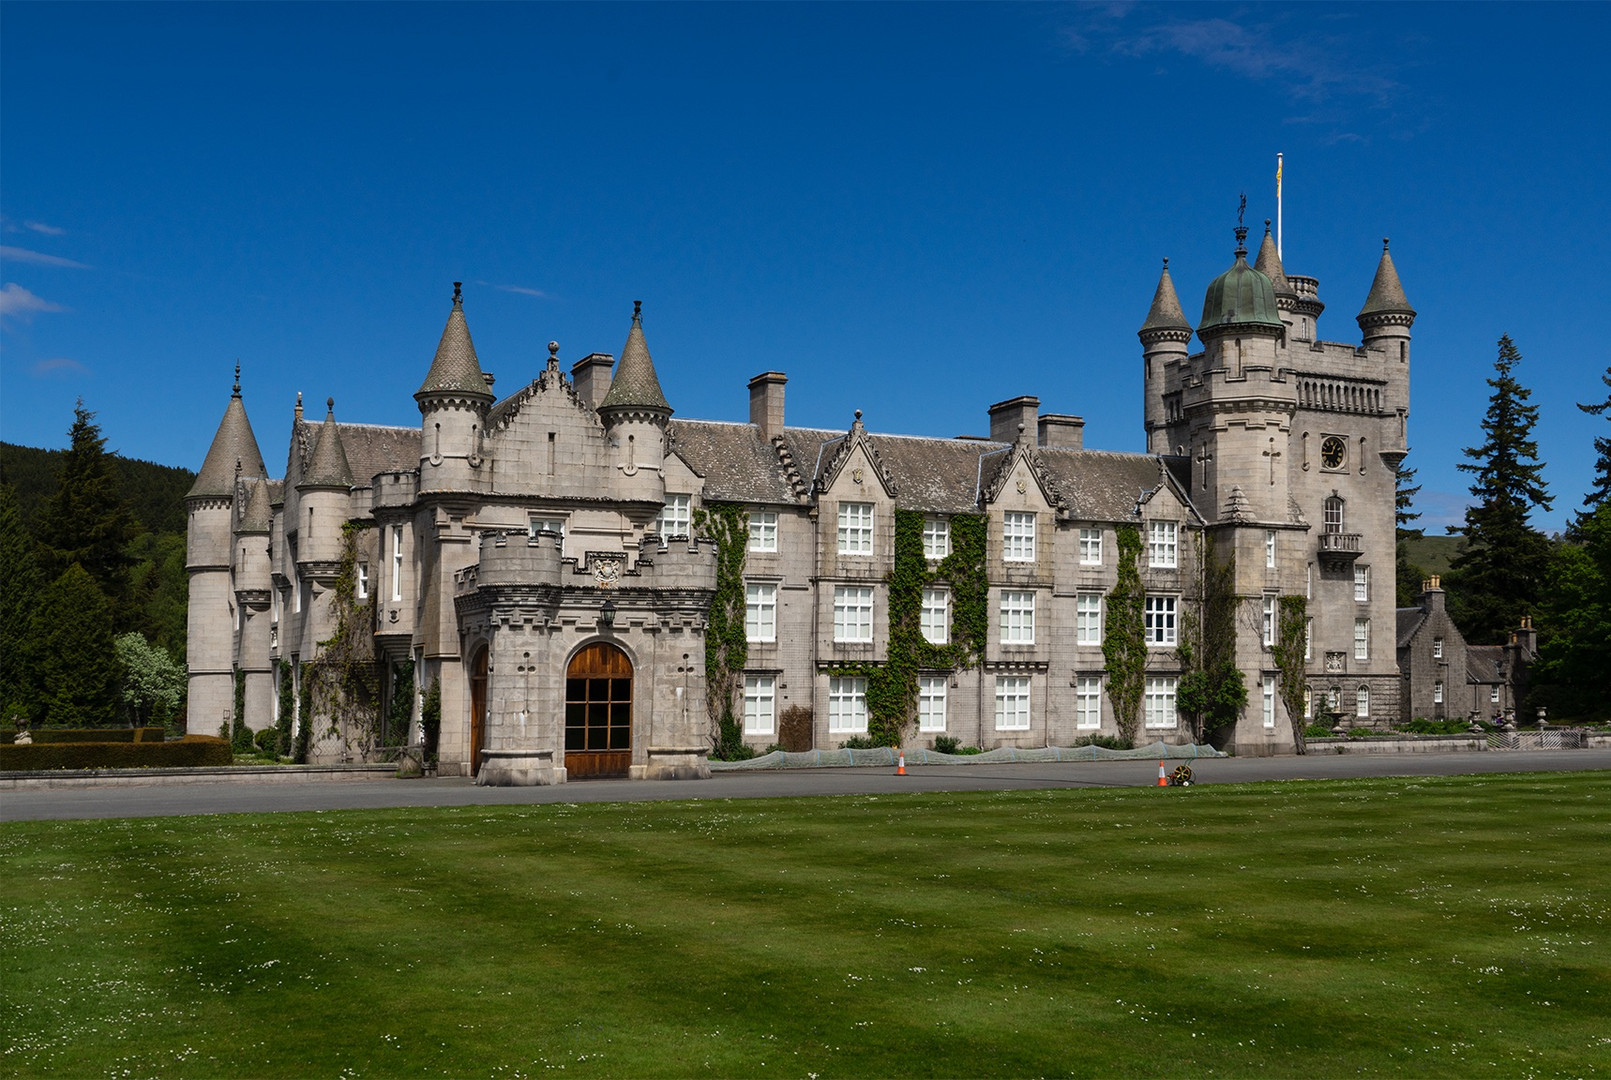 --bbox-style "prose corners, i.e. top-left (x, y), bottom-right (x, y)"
top-left (1238, 192), bottom-right (1247, 227)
